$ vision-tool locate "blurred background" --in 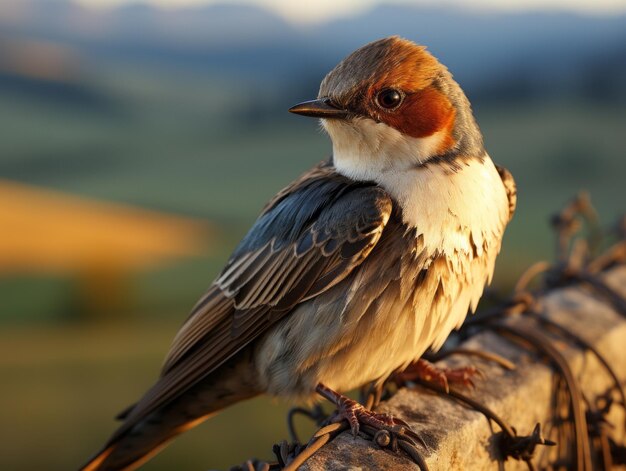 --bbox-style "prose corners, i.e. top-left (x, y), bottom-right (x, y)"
top-left (0, 0), bottom-right (625, 469)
